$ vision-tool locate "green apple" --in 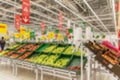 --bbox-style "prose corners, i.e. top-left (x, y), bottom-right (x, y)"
top-left (52, 47), bottom-right (65, 54)
top-left (42, 45), bottom-right (57, 53)
top-left (64, 46), bottom-right (75, 55)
